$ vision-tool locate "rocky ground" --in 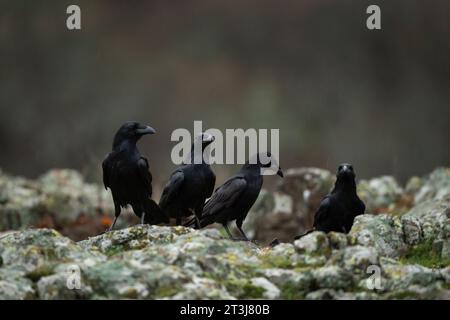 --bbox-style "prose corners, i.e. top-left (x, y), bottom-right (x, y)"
top-left (0, 167), bottom-right (449, 299)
